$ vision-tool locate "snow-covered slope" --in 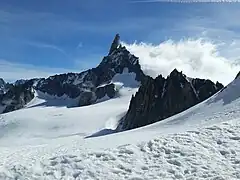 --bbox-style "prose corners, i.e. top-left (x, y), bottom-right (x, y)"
top-left (0, 87), bottom-right (138, 146)
top-left (0, 78), bottom-right (239, 179)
